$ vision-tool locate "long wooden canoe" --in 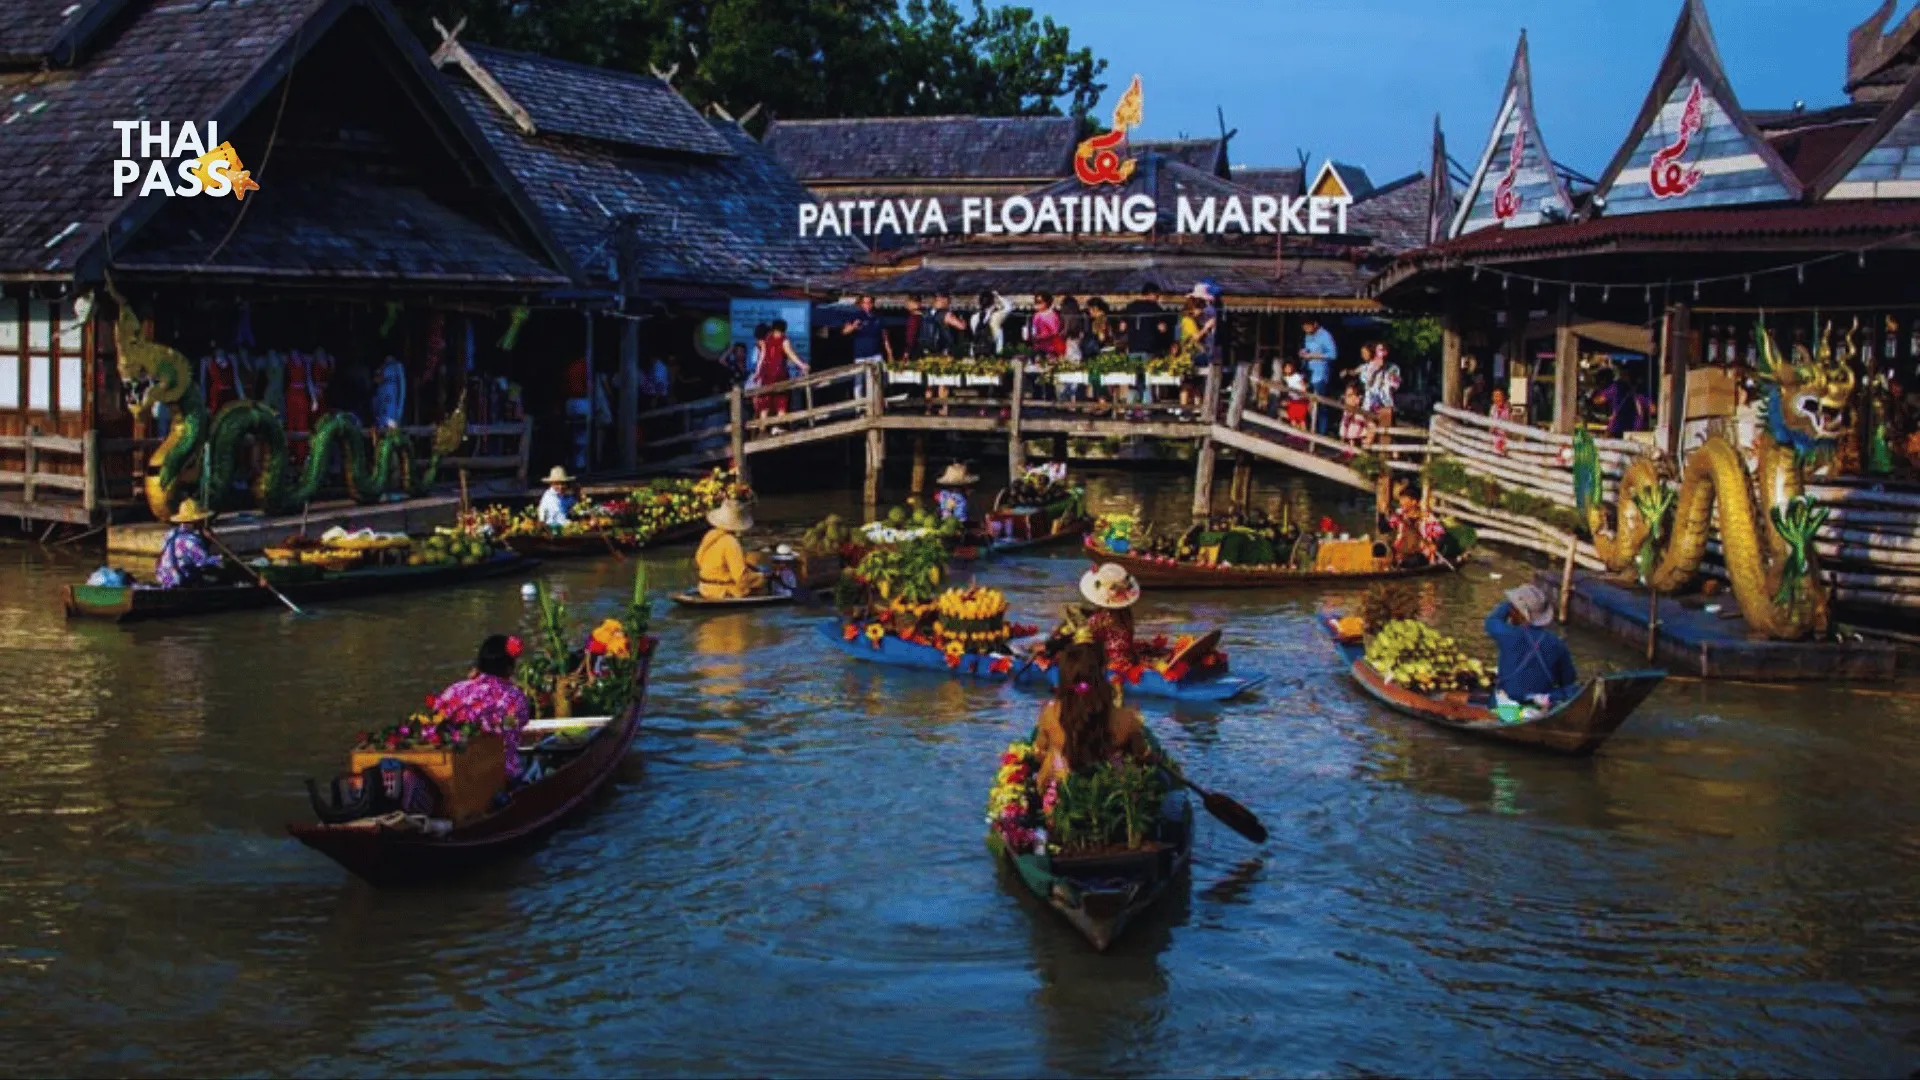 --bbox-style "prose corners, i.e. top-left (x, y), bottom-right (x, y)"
top-left (289, 654), bottom-right (651, 885)
top-left (1087, 543), bottom-right (1458, 588)
top-left (63, 553), bottom-right (537, 623)
top-left (1323, 619), bottom-right (1664, 756)
top-left (669, 589), bottom-right (798, 609)
top-left (502, 519), bottom-right (706, 558)
top-left (989, 790), bottom-right (1192, 951)
top-left (815, 620), bottom-right (1266, 702)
